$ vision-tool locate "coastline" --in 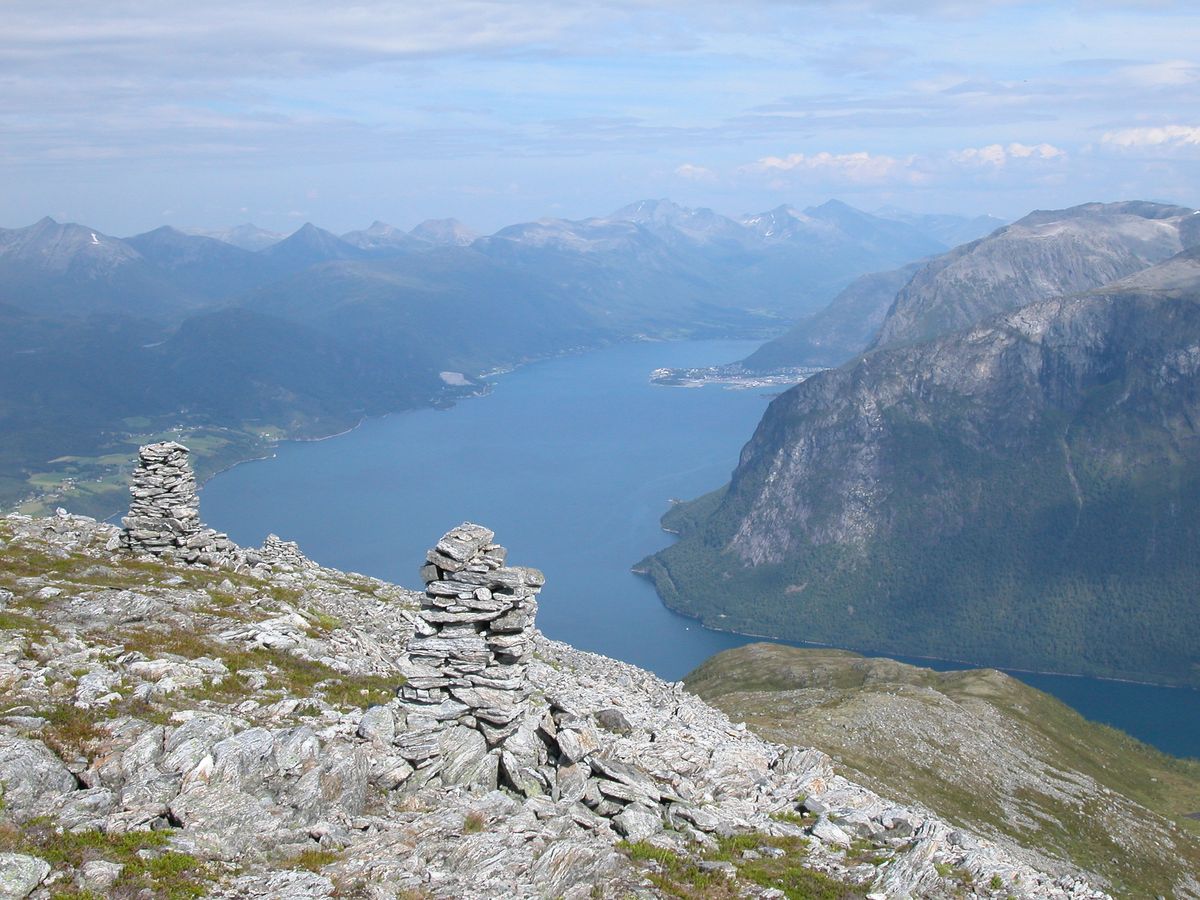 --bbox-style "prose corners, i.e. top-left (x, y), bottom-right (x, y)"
top-left (637, 542), bottom-right (1200, 693)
